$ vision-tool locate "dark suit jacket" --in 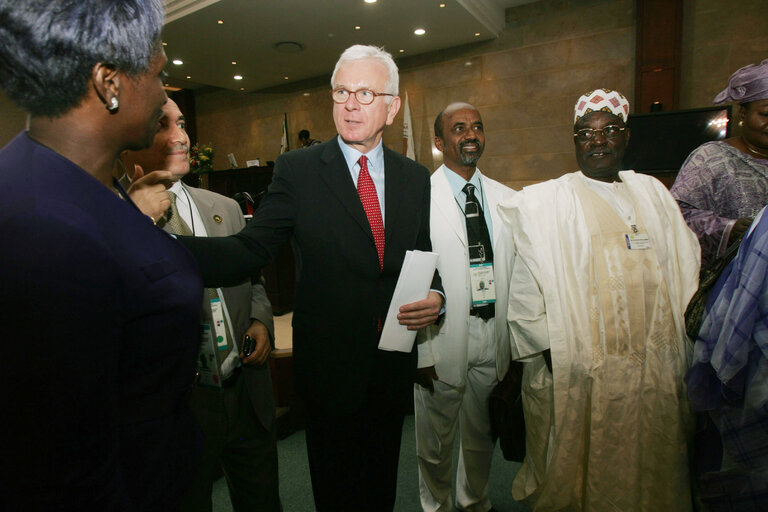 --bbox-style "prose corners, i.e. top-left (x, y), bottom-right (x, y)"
top-left (181, 139), bottom-right (440, 416)
top-left (0, 133), bottom-right (204, 510)
top-left (177, 185), bottom-right (275, 430)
